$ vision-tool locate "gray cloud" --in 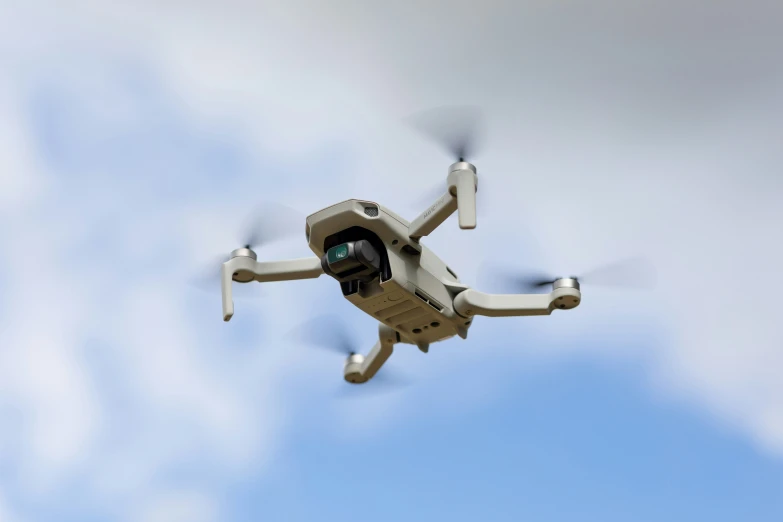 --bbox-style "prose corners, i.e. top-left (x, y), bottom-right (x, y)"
top-left (1, 0), bottom-right (782, 519)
